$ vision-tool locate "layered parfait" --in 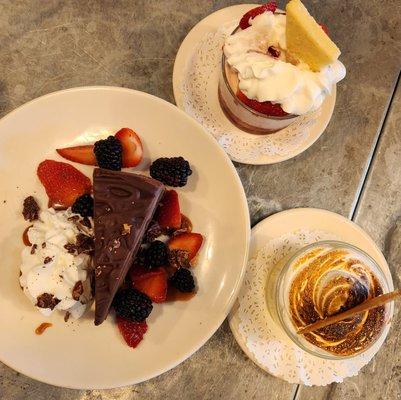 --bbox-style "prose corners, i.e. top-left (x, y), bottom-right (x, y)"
top-left (219, 0), bottom-right (346, 133)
